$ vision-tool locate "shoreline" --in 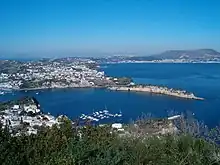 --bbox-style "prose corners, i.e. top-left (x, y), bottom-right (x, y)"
top-left (12, 86), bottom-right (105, 92)
top-left (5, 86), bottom-right (205, 100)
top-left (4, 85), bottom-right (204, 101)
